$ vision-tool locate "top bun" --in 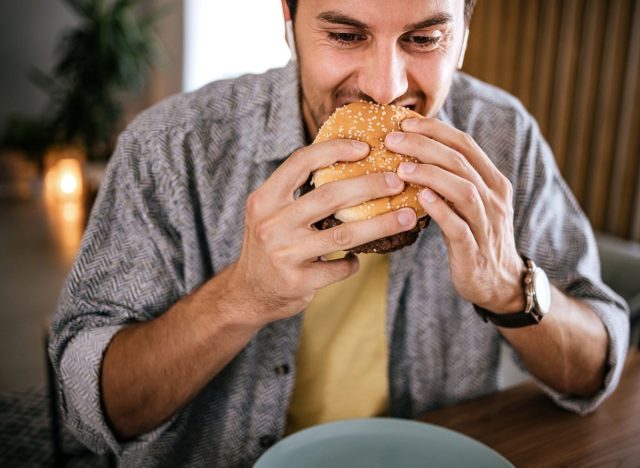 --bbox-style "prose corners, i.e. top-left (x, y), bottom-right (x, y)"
top-left (312, 101), bottom-right (427, 223)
